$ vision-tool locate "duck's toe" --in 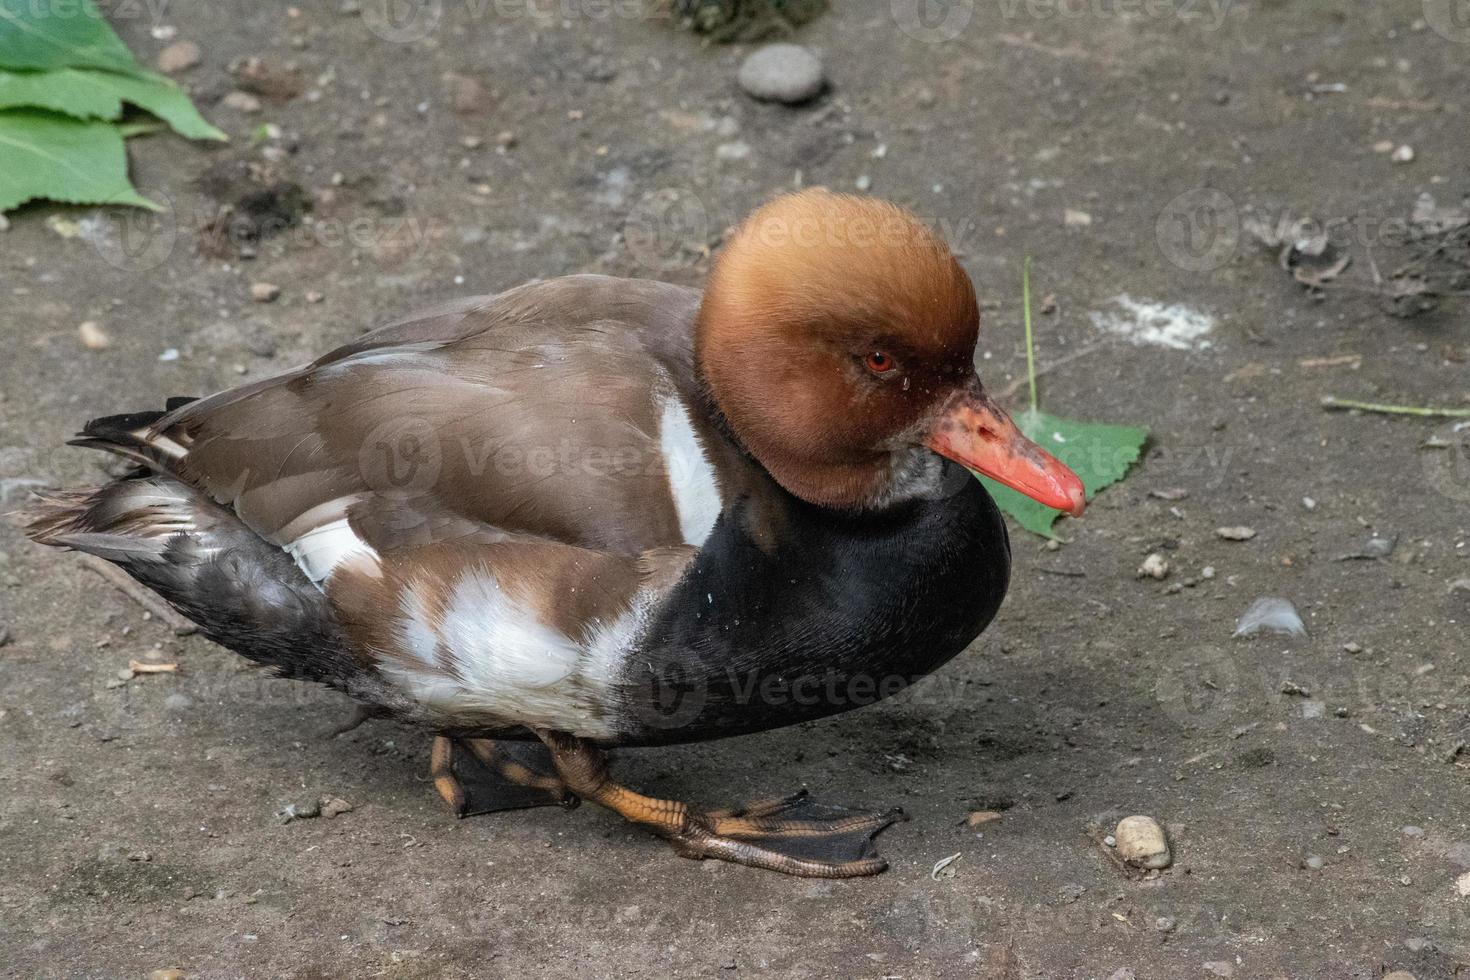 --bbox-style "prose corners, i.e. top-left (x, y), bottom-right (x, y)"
top-left (670, 792), bottom-right (907, 878)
